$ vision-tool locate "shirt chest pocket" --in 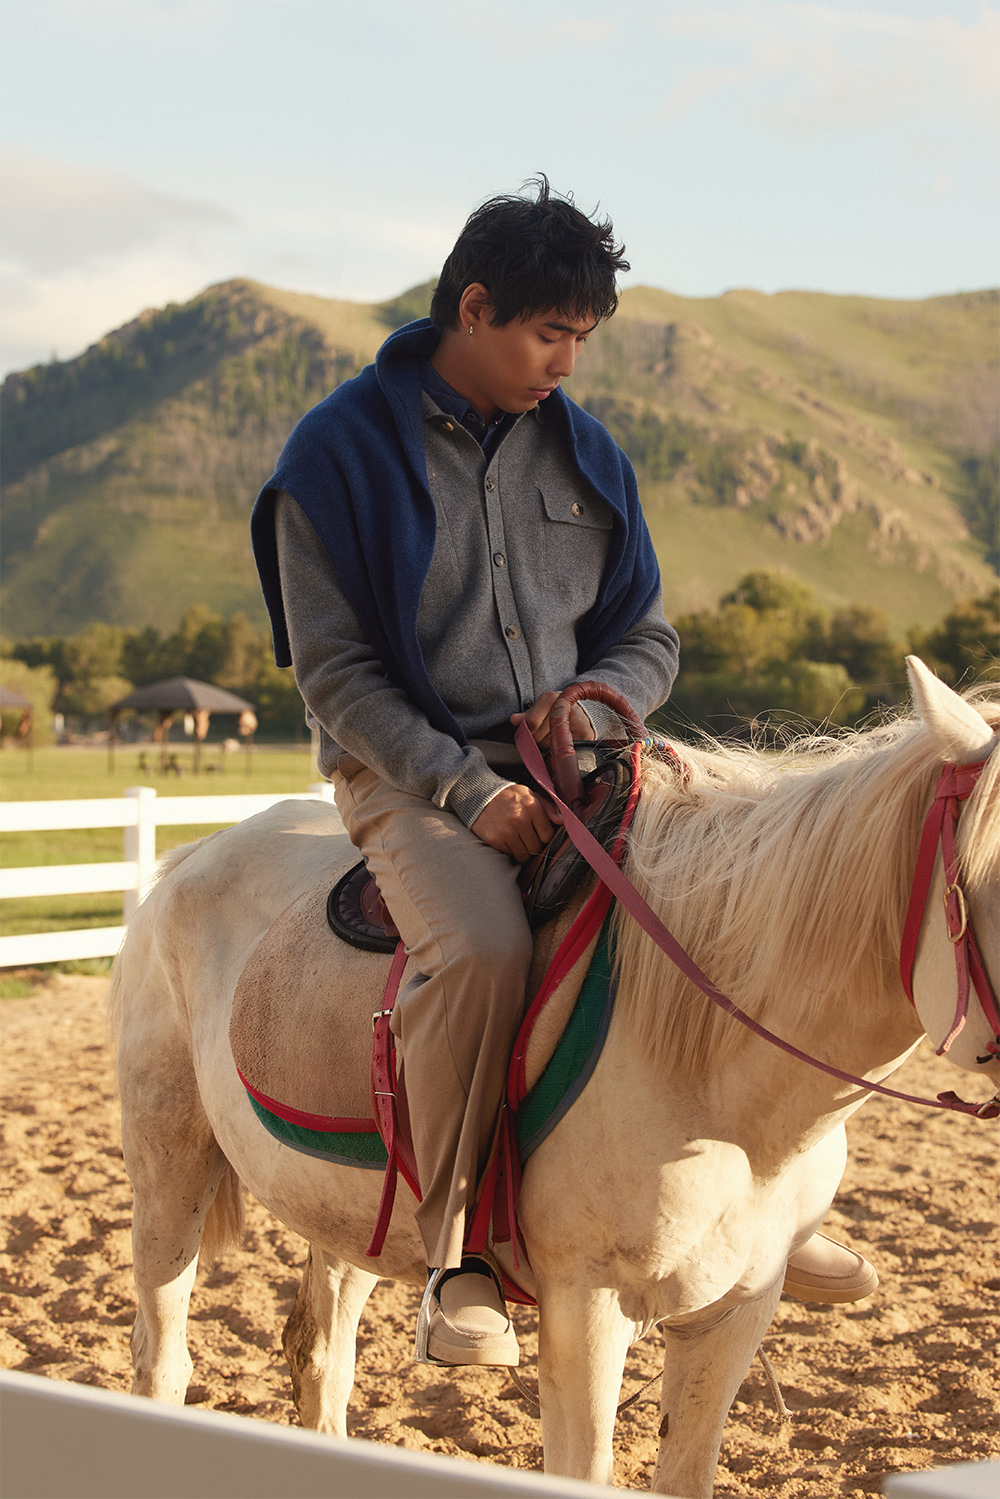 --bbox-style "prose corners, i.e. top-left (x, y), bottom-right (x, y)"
top-left (537, 486), bottom-right (613, 616)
